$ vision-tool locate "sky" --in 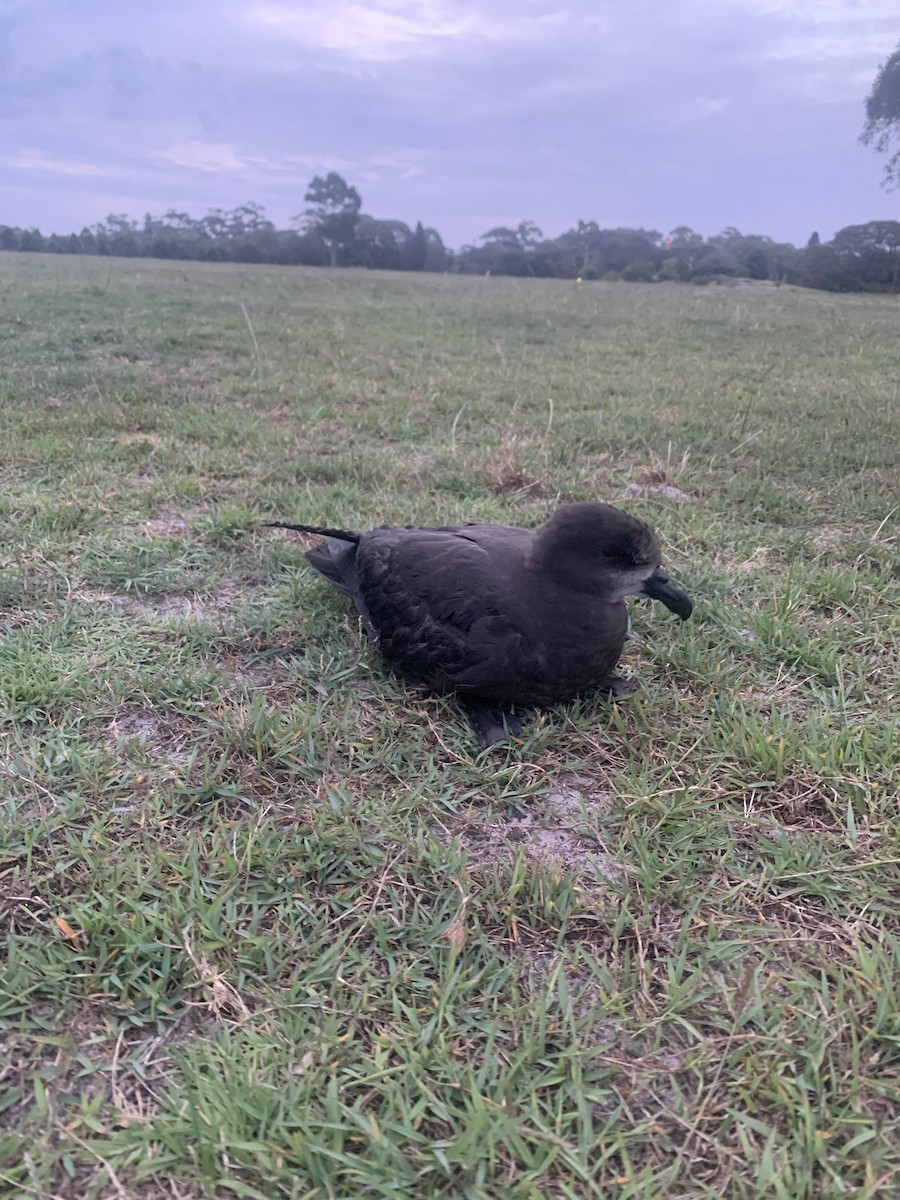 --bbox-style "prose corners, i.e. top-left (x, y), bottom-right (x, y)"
top-left (1, 0), bottom-right (898, 250)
